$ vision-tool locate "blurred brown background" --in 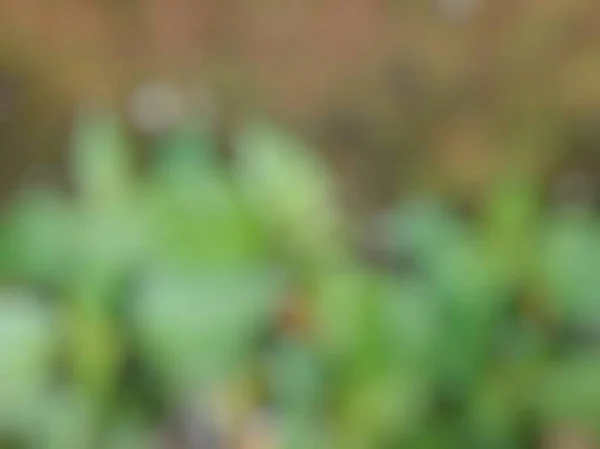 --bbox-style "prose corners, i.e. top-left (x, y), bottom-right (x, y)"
top-left (2, 0), bottom-right (600, 212)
